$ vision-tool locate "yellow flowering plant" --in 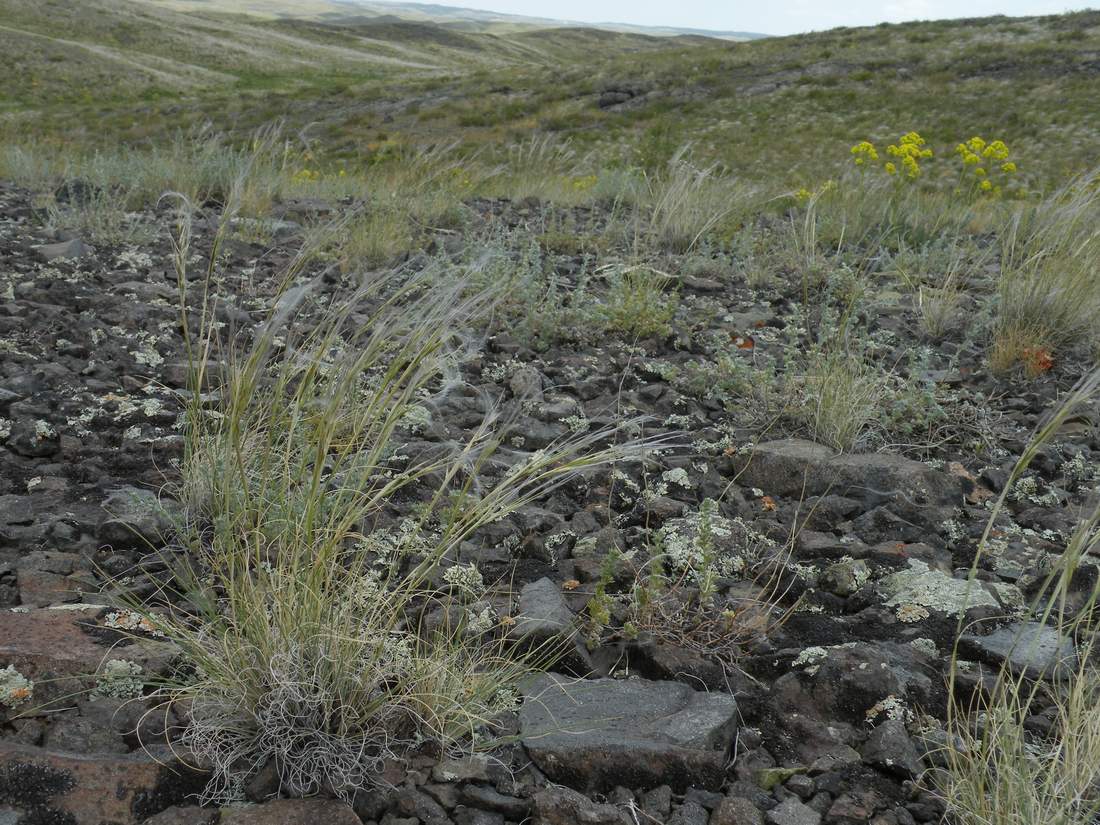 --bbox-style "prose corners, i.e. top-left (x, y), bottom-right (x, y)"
top-left (954, 136), bottom-right (1017, 197)
top-left (850, 132), bottom-right (932, 181)
top-left (885, 132), bottom-right (933, 179)
top-left (850, 140), bottom-right (879, 168)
